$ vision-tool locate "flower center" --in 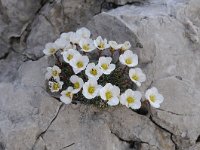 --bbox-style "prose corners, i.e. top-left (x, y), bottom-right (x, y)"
top-left (125, 58), bottom-right (132, 64)
top-left (127, 96), bottom-right (135, 104)
top-left (110, 47), bottom-right (115, 53)
top-left (132, 74), bottom-right (139, 81)
top-left (66, 92), bottom-right (71, 98)
top-left (52, 83), bottom-right (59, 90)
top-left (52, 70), bottom-right (58, 76)
top-left (67, 54), bottom-right (73, 61)
top-left (105, 91), bottom-right (113, 100)
top-left (101, 64), bottom-right (108, 70)
top-left (88, 86), bottom-right (95, 94)
top-left (74, 82), bottom-right (80, 89)
top-left (50, 48), bottom-right (56, 54)
top-left (90, 68), bottom-right (97, 76)
top-left (77, 61), bottom-right (84, 68)
top-left (83, 44), bottom-right (90, 51)
top-left (98, 42), bottom-right (105, 49)
top-left (149, 95), bottom-right (156, 102)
